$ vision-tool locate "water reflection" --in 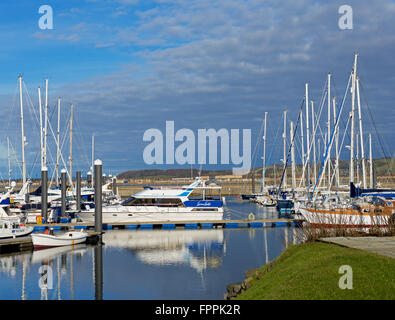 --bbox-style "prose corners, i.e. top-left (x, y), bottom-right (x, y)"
top-left (102, 229), bottom-right (225, 273)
